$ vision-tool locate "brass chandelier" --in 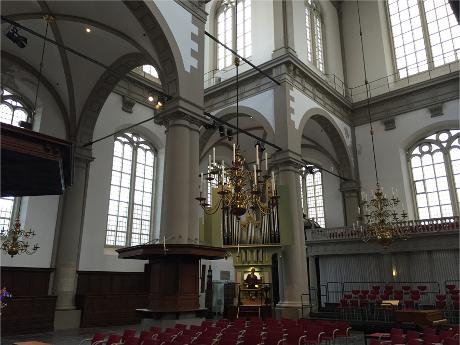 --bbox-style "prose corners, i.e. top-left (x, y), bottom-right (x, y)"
top-left (196, 57), bottom-right (279, 219)
top-left (1, 211), bottom-right (39, 258)
top-left (355, 0), bottom-right (409, 247)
